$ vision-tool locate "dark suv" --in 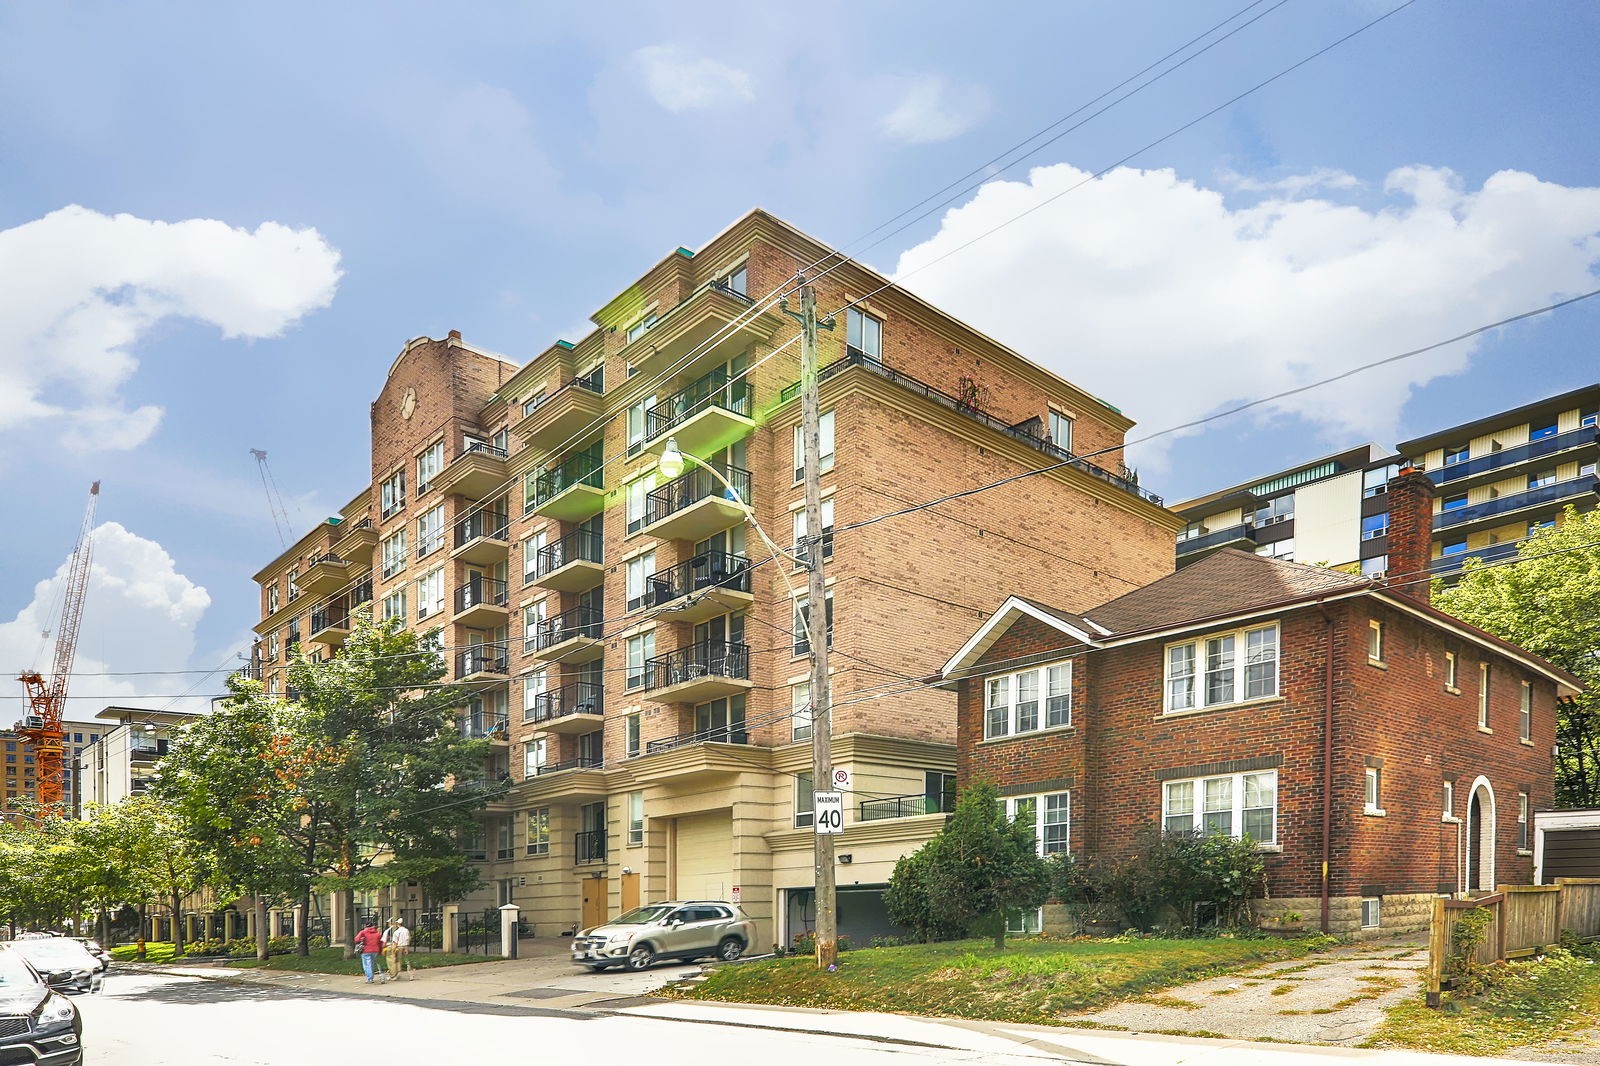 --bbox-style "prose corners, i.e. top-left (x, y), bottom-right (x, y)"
top-left (572, 901), bottom-right (754, 971)
top-left (0, 945), bottom-right (84, 1065)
